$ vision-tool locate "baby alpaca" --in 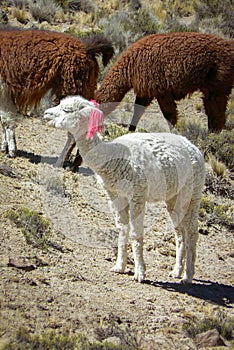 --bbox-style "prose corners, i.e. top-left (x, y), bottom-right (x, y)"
top-left (44, 96), bottom-right (205, 283)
